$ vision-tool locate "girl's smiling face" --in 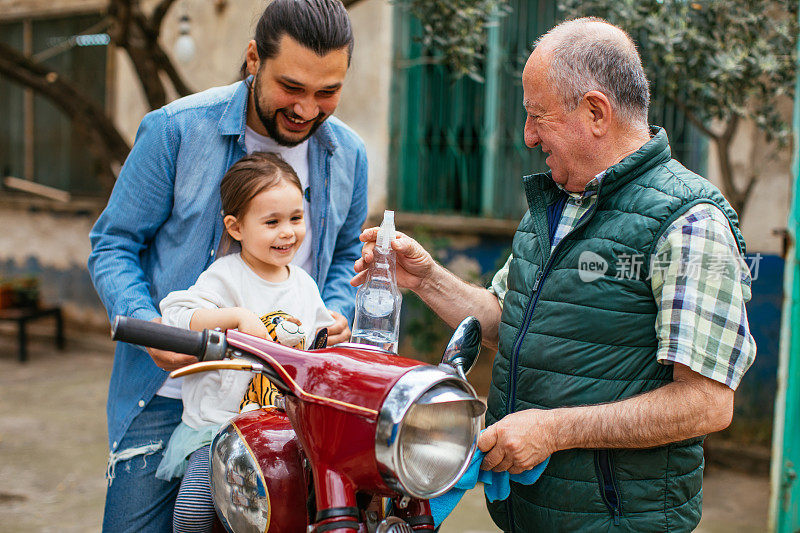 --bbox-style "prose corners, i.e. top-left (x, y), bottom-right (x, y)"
top-left (224, 180), bottom-right (305, 281)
